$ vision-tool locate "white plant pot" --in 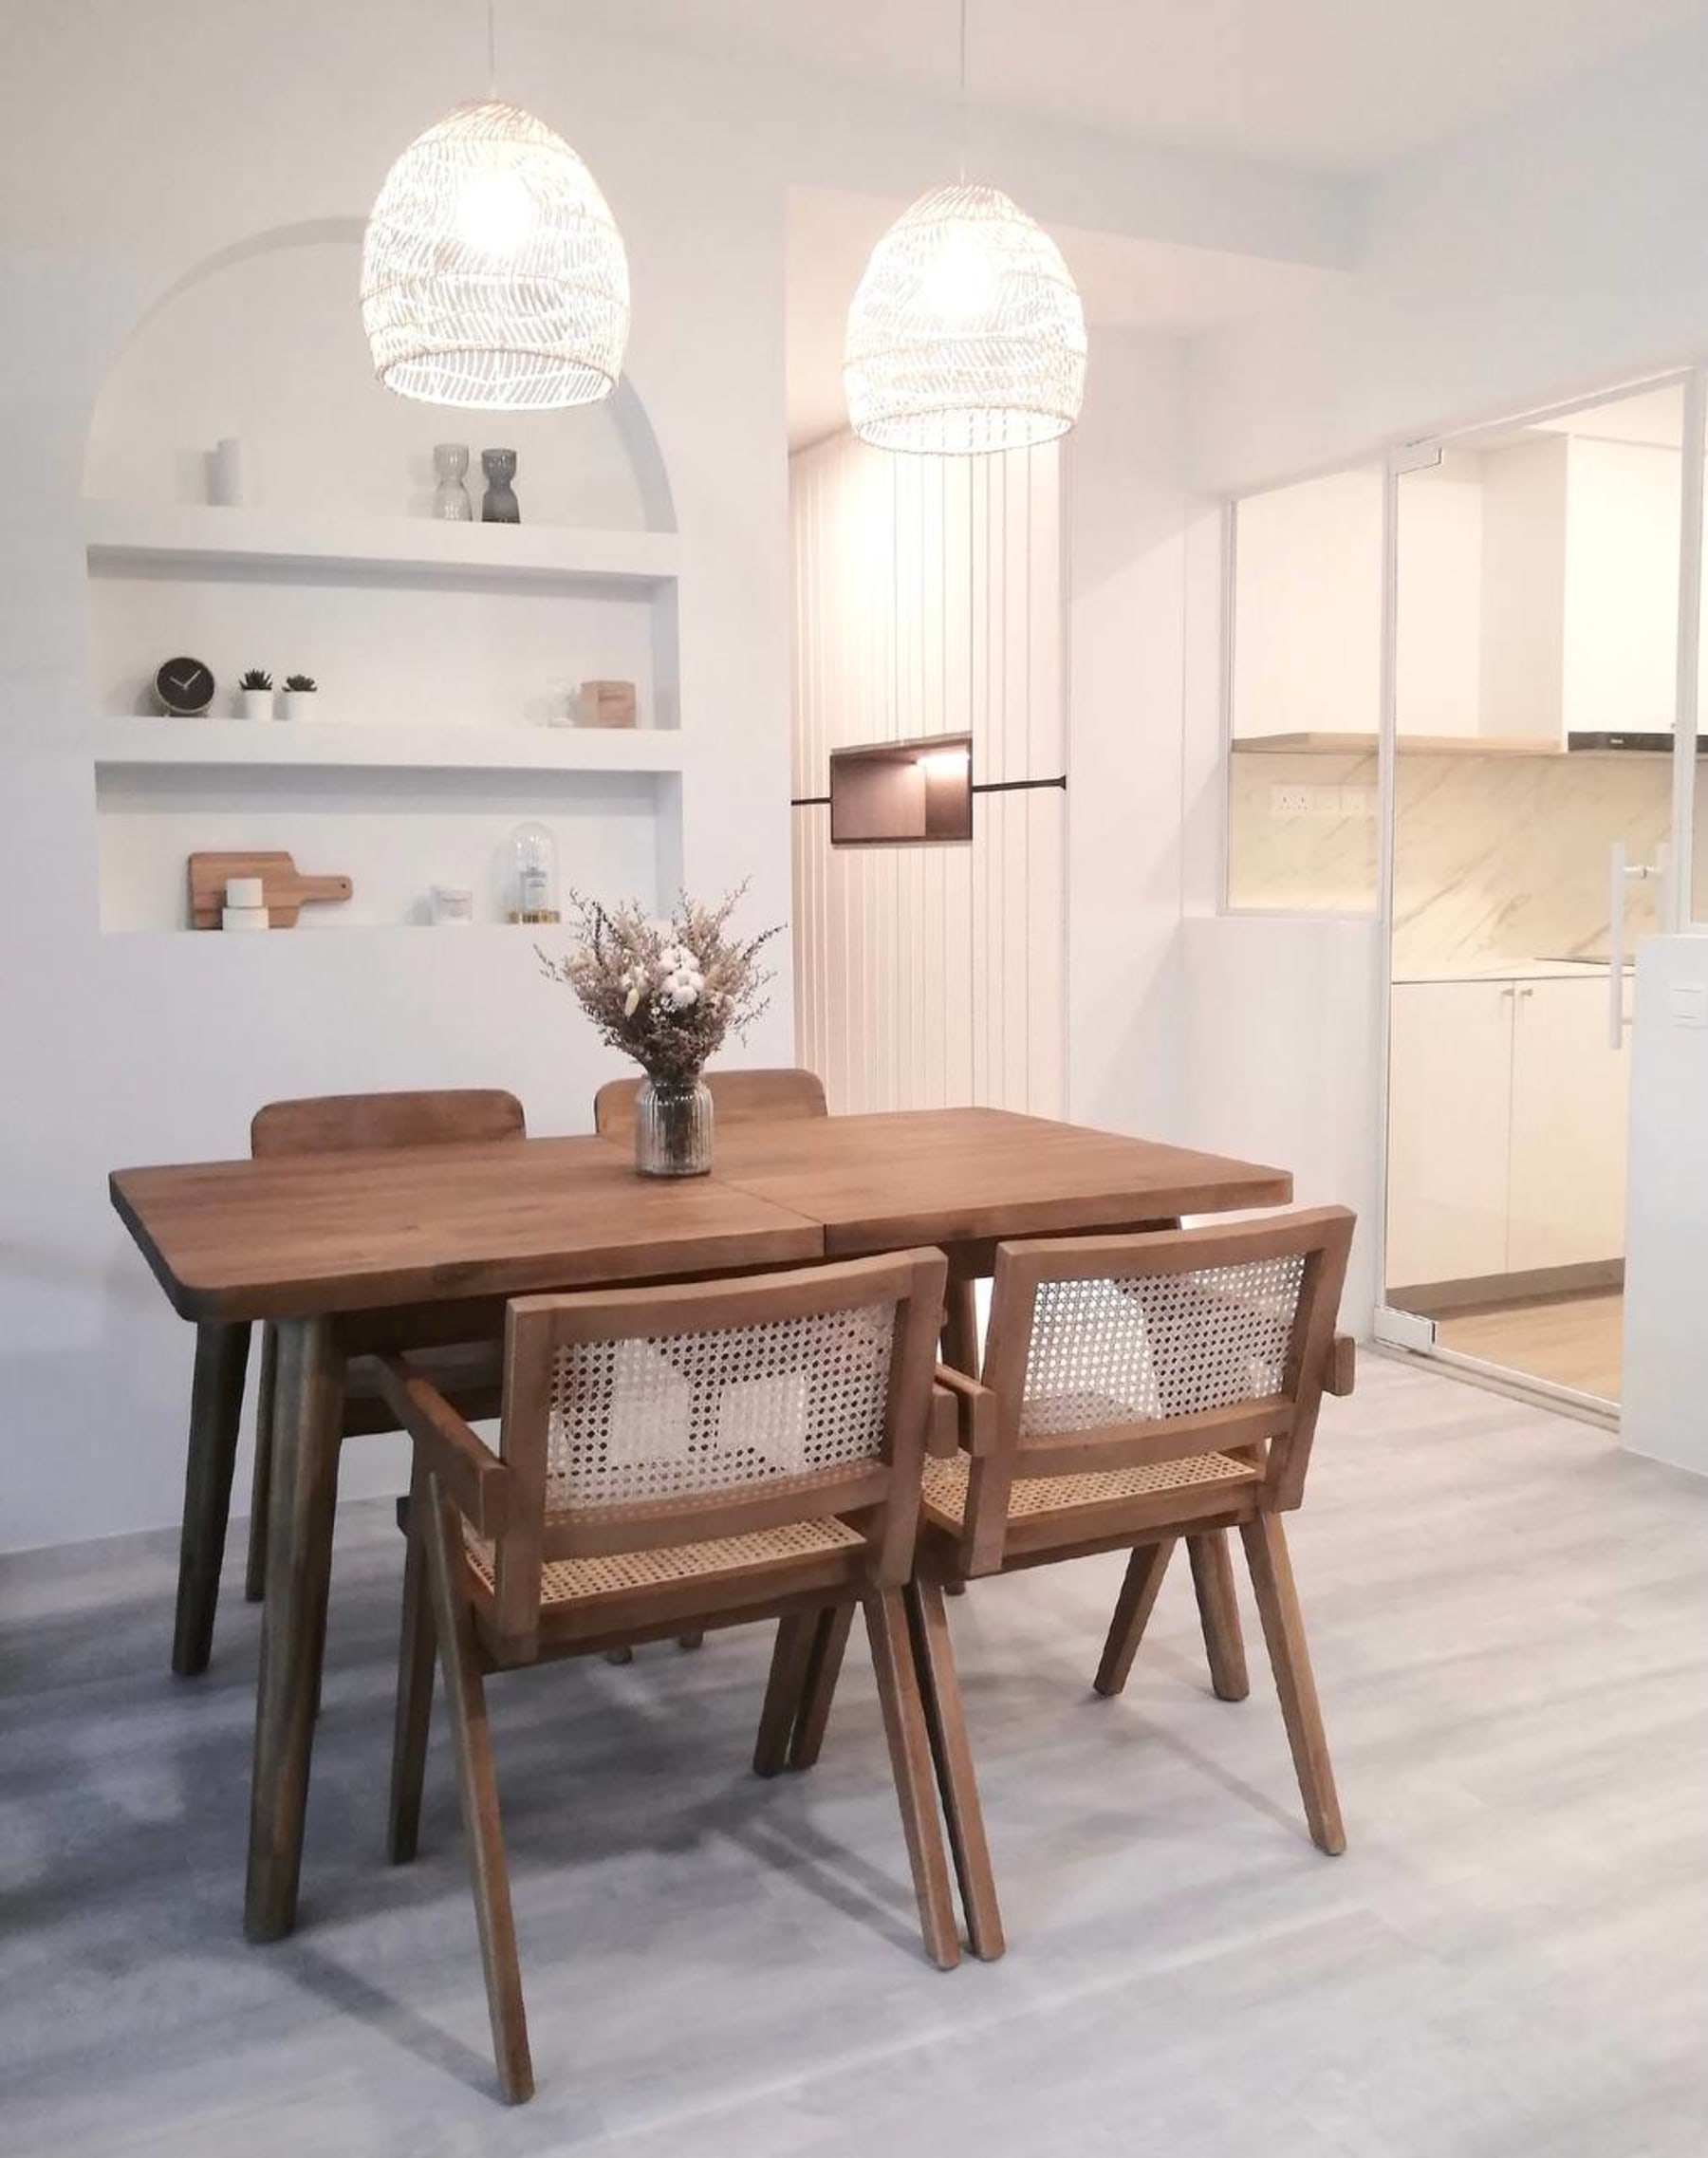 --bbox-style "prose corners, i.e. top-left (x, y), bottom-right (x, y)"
top-left (237, 688), bottom-right (273, 723)
top-left (279, 692), bottom-right (316, 723)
